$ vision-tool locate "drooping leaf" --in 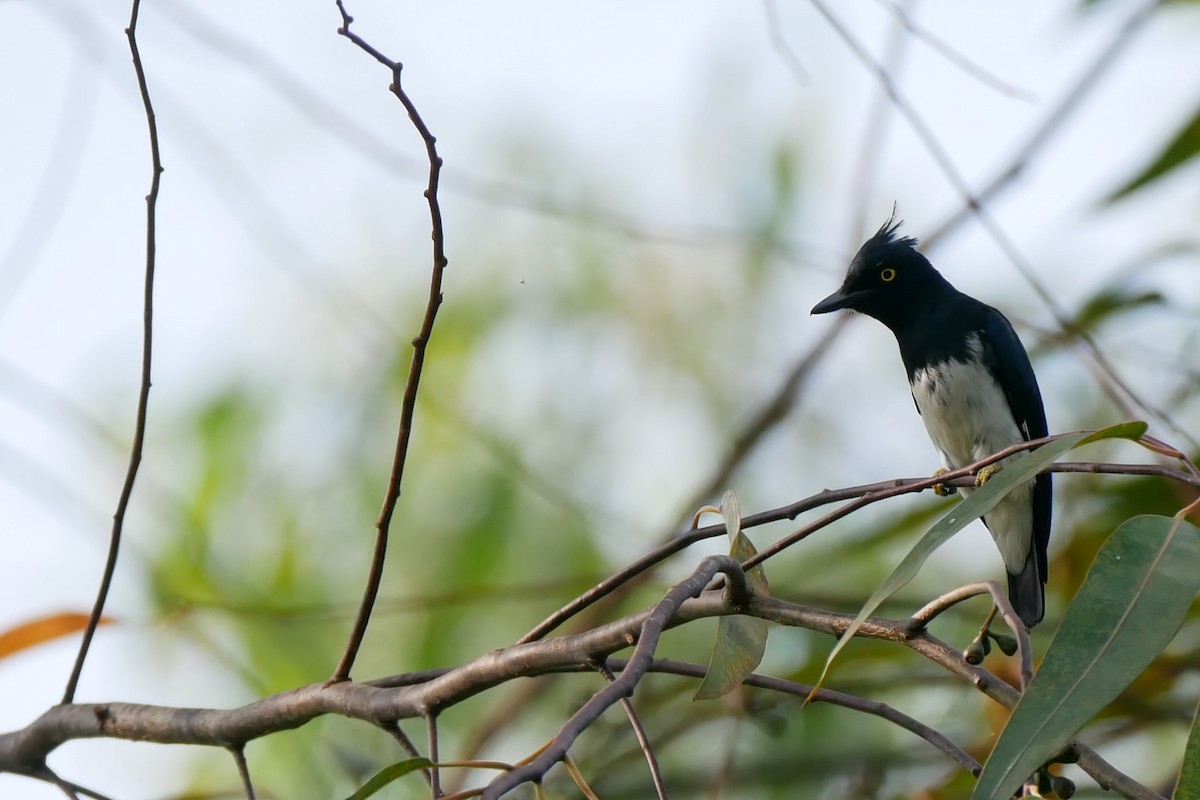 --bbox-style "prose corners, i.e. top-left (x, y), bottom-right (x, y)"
top-left (1175, 698), bottom-right (1200, 799)
top-left (694, 491), bottom-right (770, 700)
top-left (344, 758), bottom-right (433, 800)
top-left (809, 421), bottom-right (1147, 701)
top-left (973, 515), bottom-right (1200, 799)
top-left (1106, 102), bottom-right (1200, 202)
top-left (0, 612), bottom-right (112, 660)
